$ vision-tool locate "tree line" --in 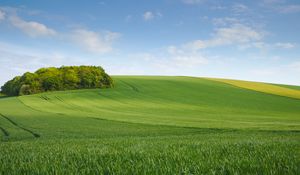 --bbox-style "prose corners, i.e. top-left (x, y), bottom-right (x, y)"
top-left (1, 66), bottom-right (114, 96)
